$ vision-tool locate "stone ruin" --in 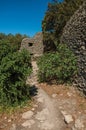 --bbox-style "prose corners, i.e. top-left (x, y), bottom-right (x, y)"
top-left (20, 32), bottom-right (43, 58)
top-left (61, 2), bottom-right (86, 95)
top-left (20, 2), bottom-right (86, 95)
